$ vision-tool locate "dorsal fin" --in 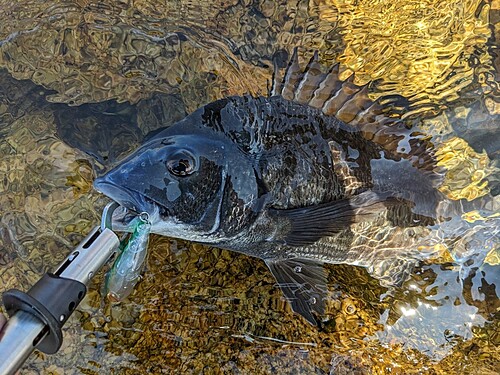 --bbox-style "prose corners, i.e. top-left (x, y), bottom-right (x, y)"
top-left (280, 48), bottom-right (303, 101)
top-left (294, 51), bottom-right (327, 104)
top-left (271, 49), bottom-right (443, 181)
top-left (271, 49), bottom-right (395, 129)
